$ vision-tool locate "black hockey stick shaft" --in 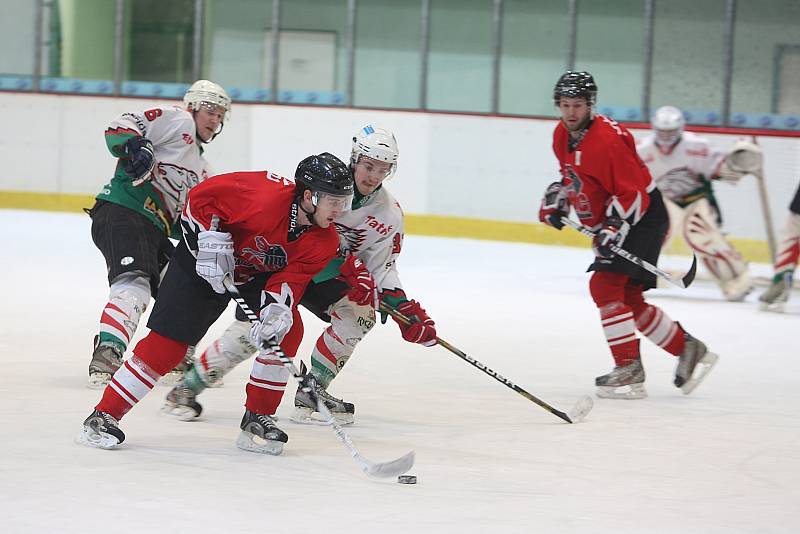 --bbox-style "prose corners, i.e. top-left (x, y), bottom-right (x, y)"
top-left (380, 304), bottom-right (589, 424)
top-left (559, 216), bottom-right (697, 289)
top-left (222, 278), bottom-right (414, 478)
